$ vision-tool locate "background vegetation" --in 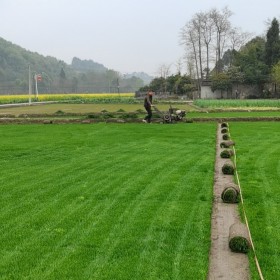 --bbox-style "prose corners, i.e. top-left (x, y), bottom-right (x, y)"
top-left (141, 10), bottom-right (280, 98)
